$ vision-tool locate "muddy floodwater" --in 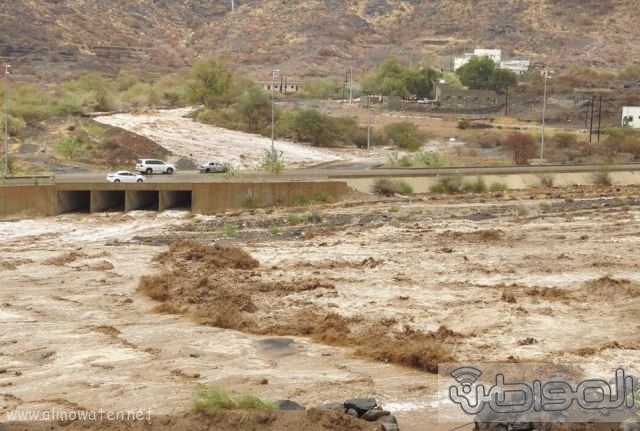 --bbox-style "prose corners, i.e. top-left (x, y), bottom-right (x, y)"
top-left (1, 187), bottom-right (640, 430)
